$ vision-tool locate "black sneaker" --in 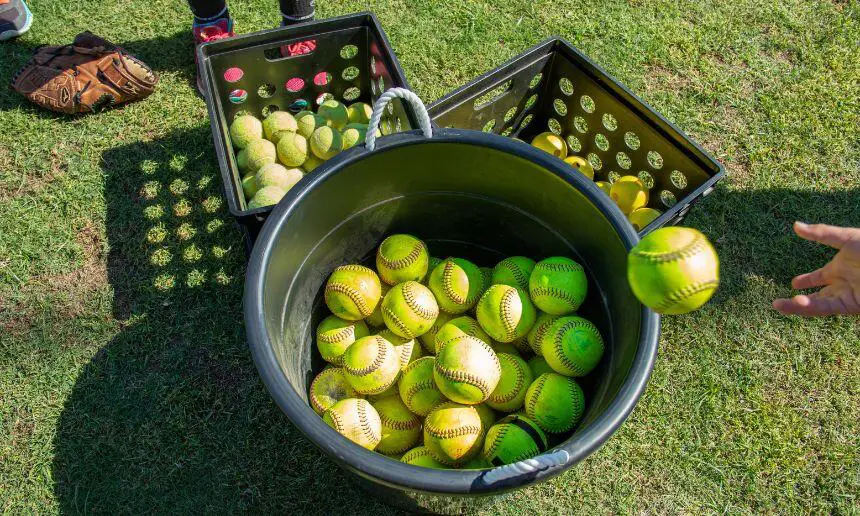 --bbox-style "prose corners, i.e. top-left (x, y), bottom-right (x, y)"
top-left (0, 0), bottom-right (32, 41)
